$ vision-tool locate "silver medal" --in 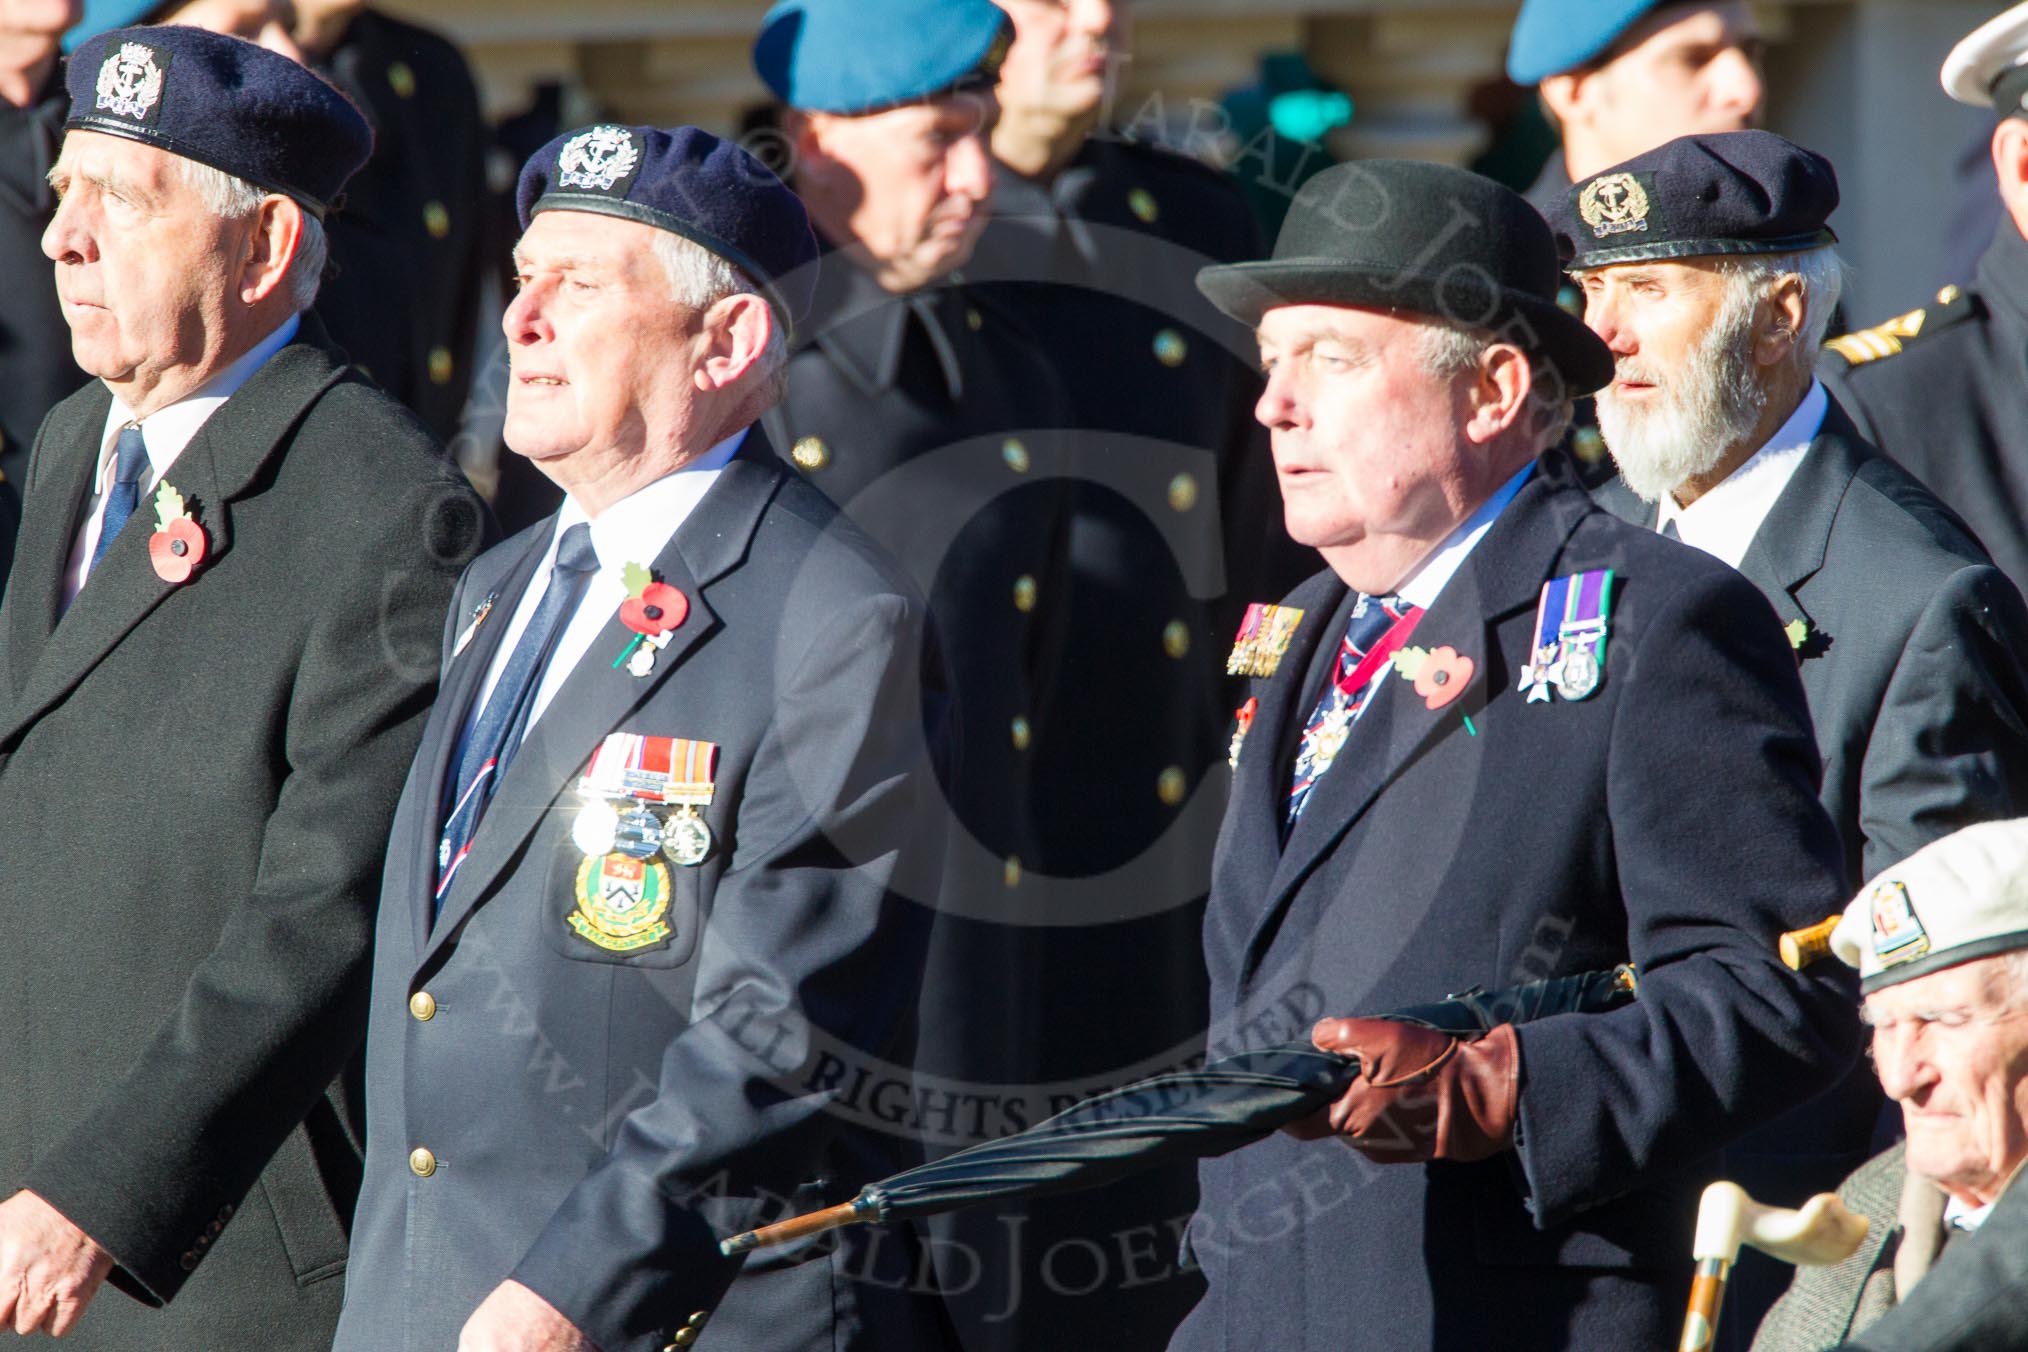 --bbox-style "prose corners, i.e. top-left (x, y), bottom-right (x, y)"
top-left (1556, 646), bottom-right (1600, 701)
top-left (662, 806), bottom-right (713, 867)
top-left (571, 800), bottom-right (620, 856)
